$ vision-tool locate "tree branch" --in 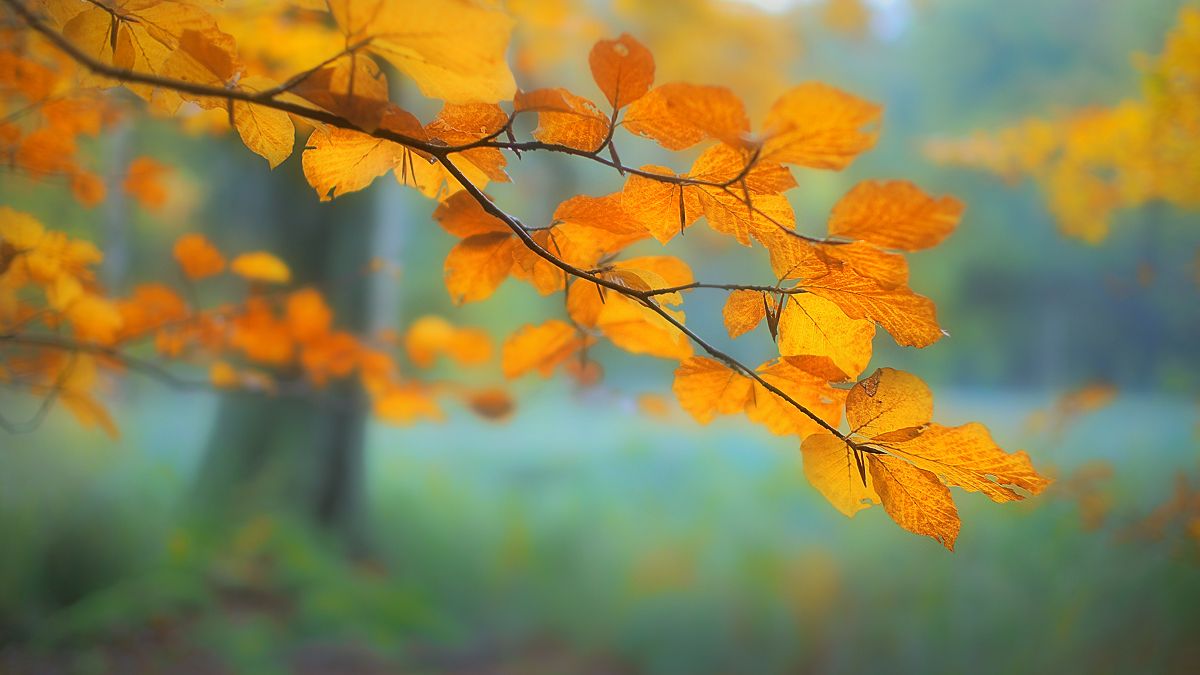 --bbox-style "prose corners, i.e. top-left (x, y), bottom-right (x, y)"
top-left (3, 0), bottom-right (861, 450)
